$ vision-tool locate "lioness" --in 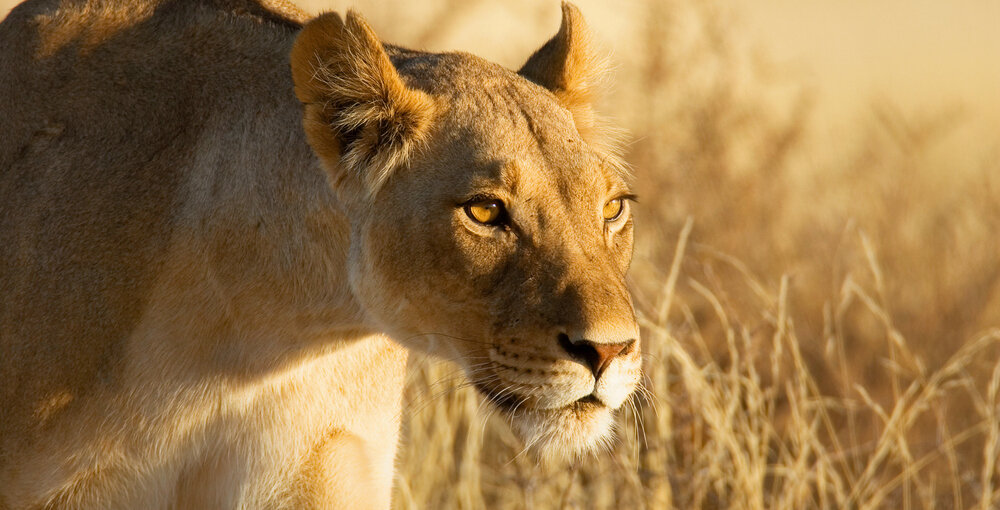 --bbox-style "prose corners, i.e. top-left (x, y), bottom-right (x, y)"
top-left (0, 0), bottom-right (640, 507)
